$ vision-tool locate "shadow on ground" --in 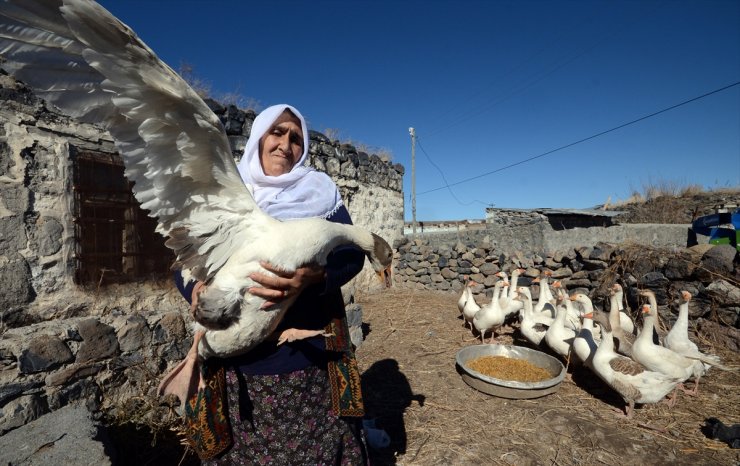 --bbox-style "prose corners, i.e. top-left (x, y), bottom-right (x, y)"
top-left (361, 358), bottom-right (426, 465)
